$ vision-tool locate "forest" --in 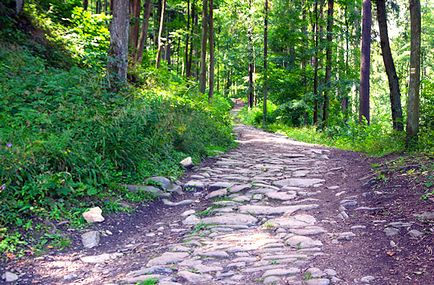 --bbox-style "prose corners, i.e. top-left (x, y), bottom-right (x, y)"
top-left (0, 0), bottom-right (433, 281)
